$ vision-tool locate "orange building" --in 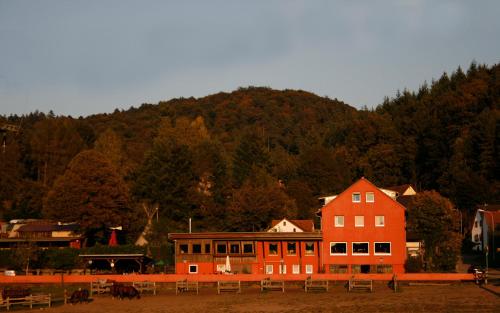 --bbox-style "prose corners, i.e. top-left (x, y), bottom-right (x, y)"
top-left (169, 178), bottom-right (406, 275)
top-left (319, 178), bottom-right (406, 274)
